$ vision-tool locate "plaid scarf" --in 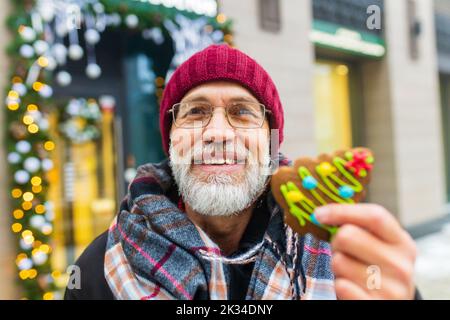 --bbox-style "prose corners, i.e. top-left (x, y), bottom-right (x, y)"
top-left (105, 157), bottom-right (336, 300)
